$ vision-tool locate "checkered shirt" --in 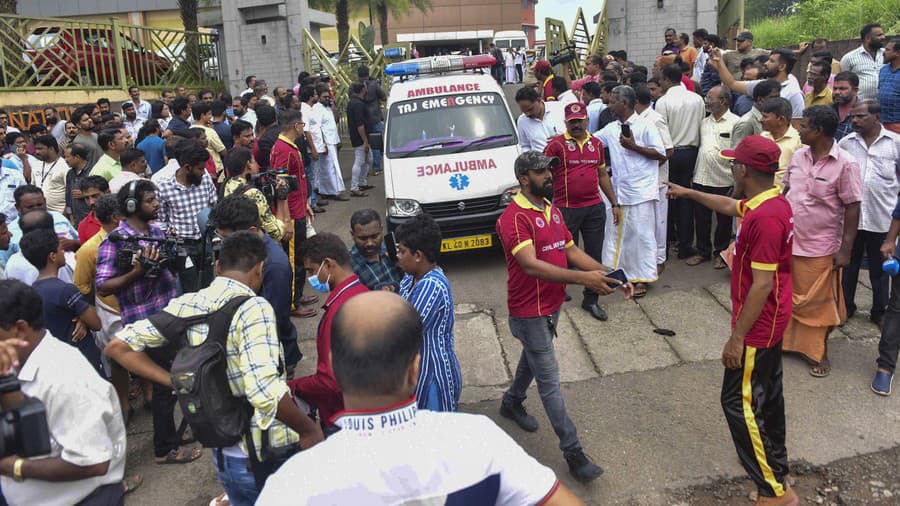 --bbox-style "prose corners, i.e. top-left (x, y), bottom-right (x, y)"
top-left (349, 244), bottom-right (401, 291)
top-left (95, 221), bottom-right (179, 324)
top-left (879, 64), bottom-right (900, 124)
top-left (116, 276), bottom-right (298, 458)
top-left (155, 173), bottom-right (218, 239)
